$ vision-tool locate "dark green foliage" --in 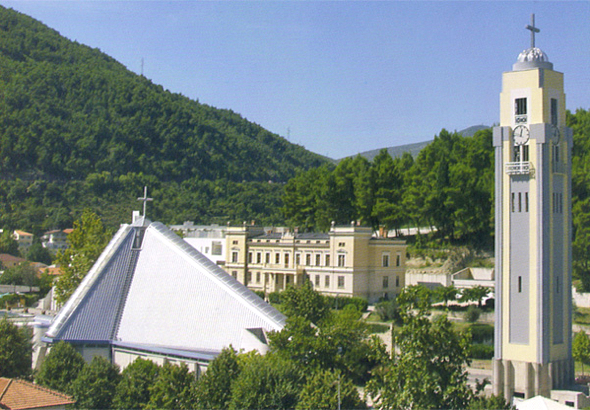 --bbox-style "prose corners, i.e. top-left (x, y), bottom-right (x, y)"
top-left (195, 347), bottom-right (241, 410)
top-left (465, 305), bottom-right (482, 323)
top-left (0, 230), bottom-right (19, 256)
top-left (0, 263), bottom-right (38, 287)
top-left (0, 6), bottom-right (326, 233)
top-left (146, 362), bottom-right (196, 409)
top-left (228, 354), bottom-right (303, 410)
top-left (112, 358), bottom-right (160, 410)
top-left (468, 394), bottom-right (514, 410)
top-left (253, 290), bottom-right (265, 300)
top-left (296, 369), bottom-right (366, 410)
top-left (0, 317), bottom-right (31, 378)
top-left (71, 356), bottom-right (121, 410)
top-left (470, 344), bottom-right (494, 359)
top-left (367, 286), bottom-right (474, 410)
top-left (323, 295), bottom-right (368, 312)
top-left (374, 299), bottom-right (400, 322)
top-left (573, 331), bottom-right (590, 375)
top-left (268, 291), bottom-right (282, 304)
top-left (36, 341), bottom-right (85, 394)
top-left (279, 282), bottom-right (330, 323)
top-left (469, 324), bottom-right (494, 344)
top-left (461, 285), bottom-right (491, 308)
top-left (25, 242), bottom-right (52, 265)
